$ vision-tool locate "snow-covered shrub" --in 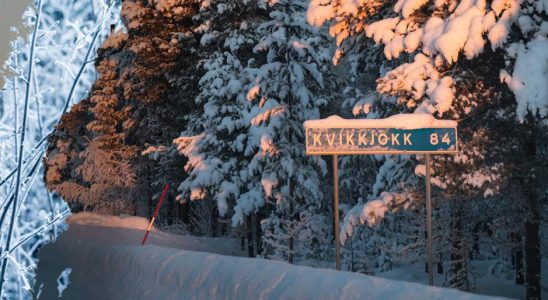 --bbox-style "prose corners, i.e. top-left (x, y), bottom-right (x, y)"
top-left (43, 0), bottom-right (201, 217)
